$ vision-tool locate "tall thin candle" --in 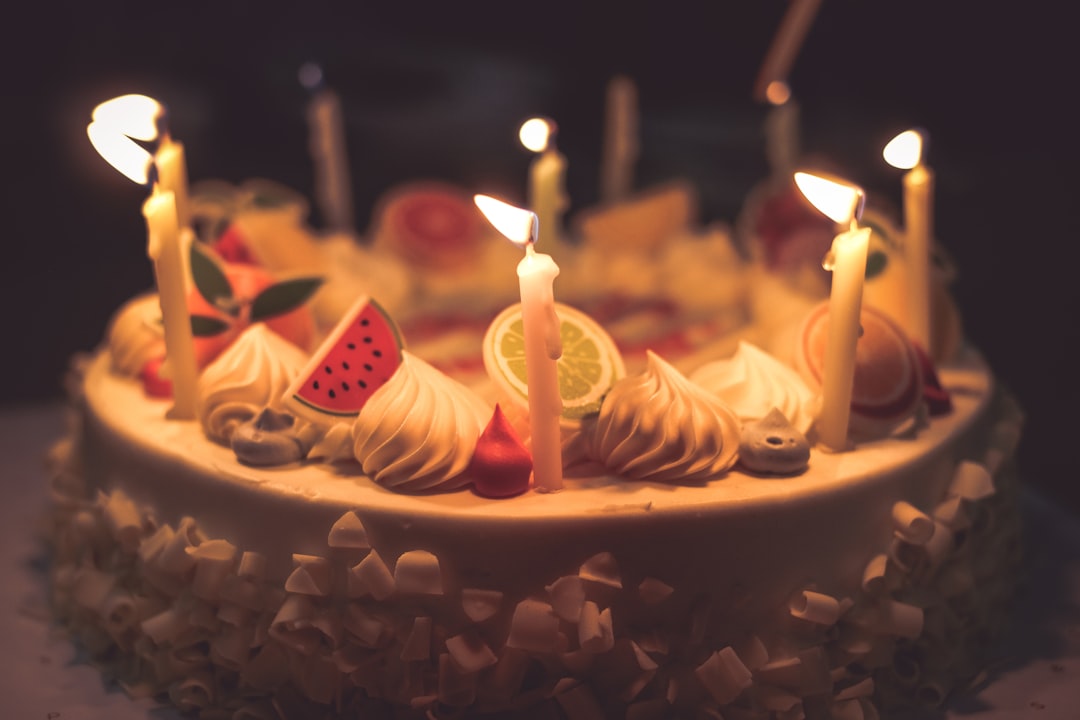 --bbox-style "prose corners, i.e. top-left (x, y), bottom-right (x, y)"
top-left (520, 118), bottom-right (568, 252)
top-left (300, 63), bottom-right (354, 232)
top-left (600, 75), bottom-right (639, 203)
top-left (474, 194), bottom-right (564, 492)
top-left (884, 129), bottom-right (933, 352)
top-left (88, 94), bottom-right (200, 419)
top-left (795, 172), bottom-right (869, 451)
